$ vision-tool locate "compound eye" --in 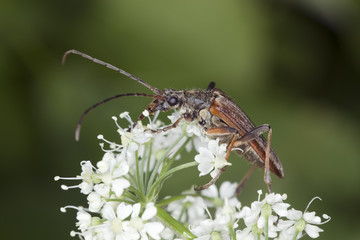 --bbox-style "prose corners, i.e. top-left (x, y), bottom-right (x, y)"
top-left (168, 96), bottom-right (178, 106)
